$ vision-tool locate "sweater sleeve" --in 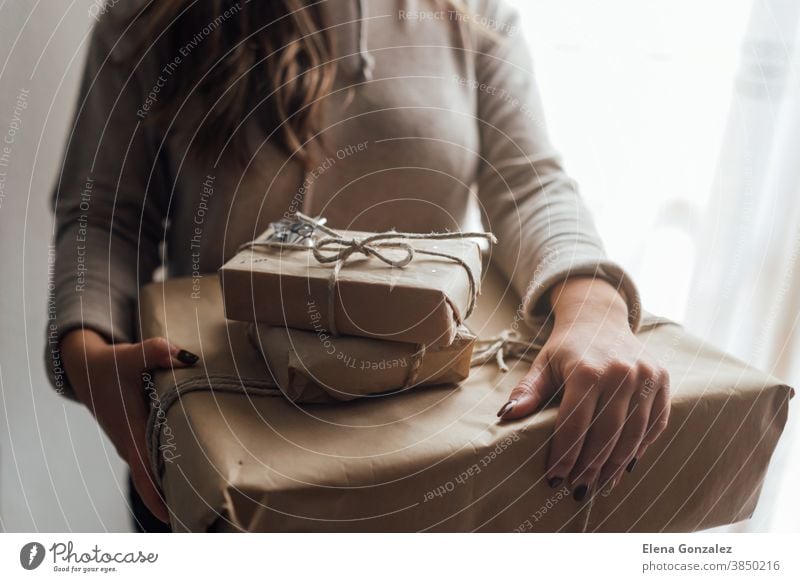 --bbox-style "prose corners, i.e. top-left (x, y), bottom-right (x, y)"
top-left (45, 22), bottom-right (166, 399)
top-left (471, 0), bottom-right (642, 332)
